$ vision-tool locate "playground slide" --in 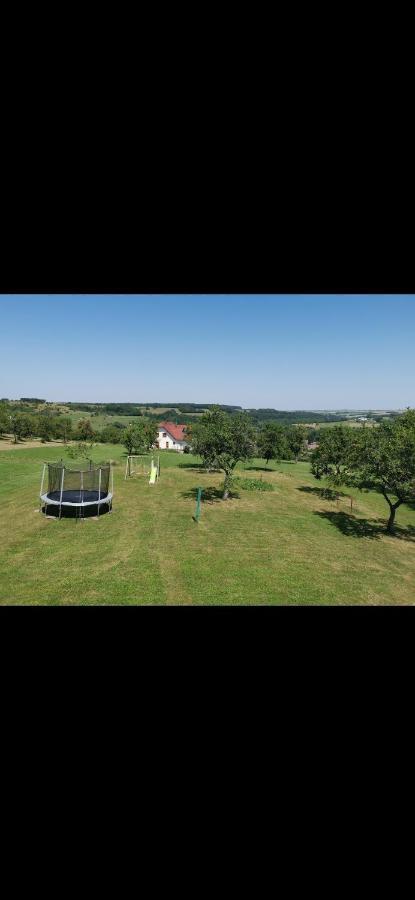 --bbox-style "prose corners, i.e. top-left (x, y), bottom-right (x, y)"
top-left (149, 465), bottom-right (157, 485)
